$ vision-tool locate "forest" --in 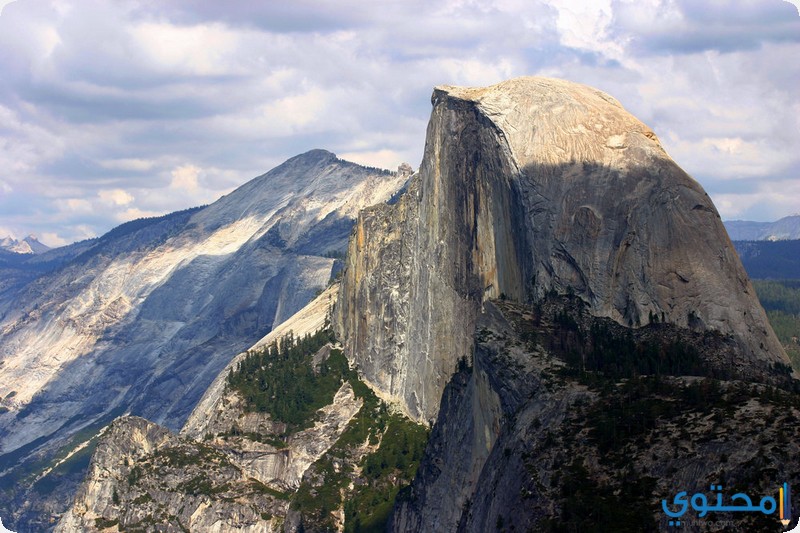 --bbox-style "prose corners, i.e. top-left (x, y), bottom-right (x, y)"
top-left (753, 279), bottom-right (800, 370)
top-left (226, 328), bottom-right (344, 430)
